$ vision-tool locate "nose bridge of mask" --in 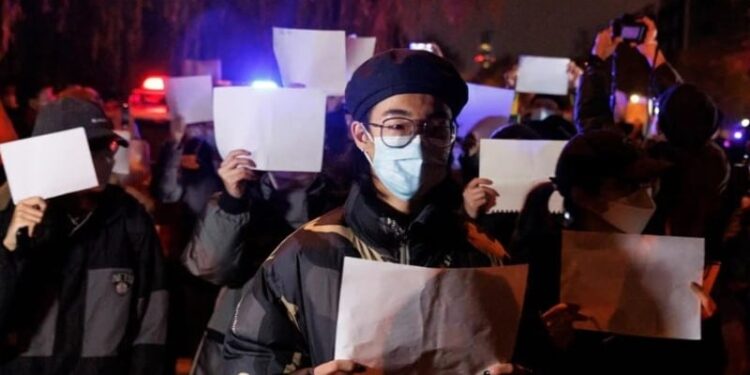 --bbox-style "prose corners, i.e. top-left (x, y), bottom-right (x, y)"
top-left (359, 124), bottom-right (423, 159)
top-left (377, 136), bottom-right (423, 160)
